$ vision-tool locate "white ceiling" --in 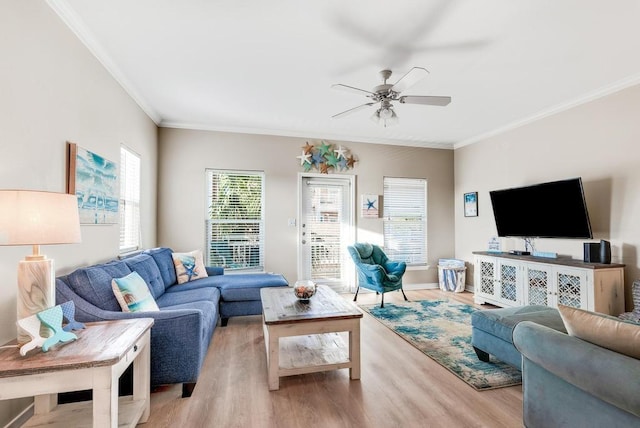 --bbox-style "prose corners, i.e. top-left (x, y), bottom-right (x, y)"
top-left (49, 0), bottom-right (640, 149)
